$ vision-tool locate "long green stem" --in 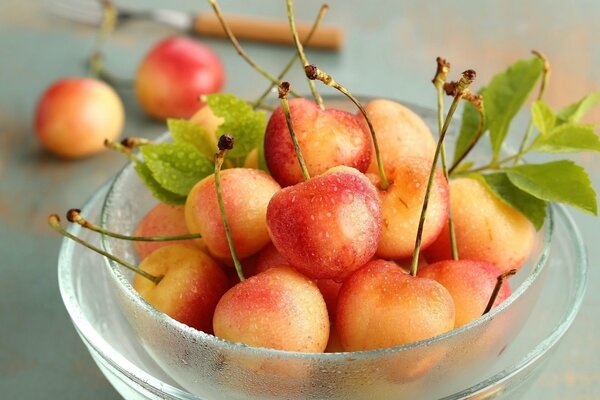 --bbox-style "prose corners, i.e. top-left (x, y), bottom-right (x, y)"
top-left (66, 209), bottom-right (202, 242)
top-left (214, 135), bottom-right (244, 282)
top-left (88, 2), bottom-right (132, 87)
top-left (411, 70), bottom-right (476, 276)
top-left (432, 58), bottom-right (458, 261)
top-left (253, 4), bottom-right (328, 109)
top-left (305, 64), bottom-right (389, 189)
top-left (48, 215), bottom-right (162, 284)
top-left (286, 0), bottom-right (323, 108)
top-left (447, 105), bottom-right (485, 174)
top-left (208, 0), bottom-right (300, 98)
top-left (451, 144), bottom-right (534, 177)
top-left (514, 50), bottom-right (551, 165)
top-left (279, 83), bottom-right (310, 180)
